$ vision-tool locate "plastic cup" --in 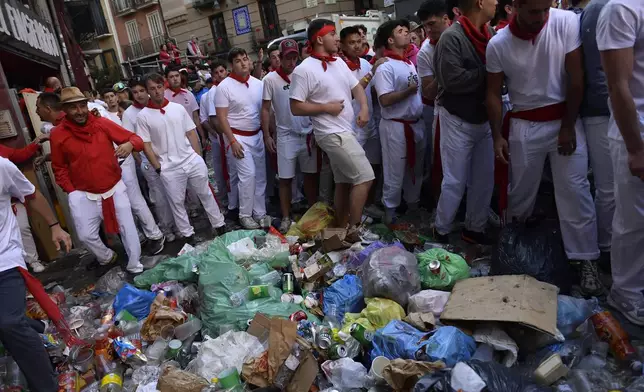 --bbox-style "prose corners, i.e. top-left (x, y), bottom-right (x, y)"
top-left (368, 356), bottom-right (390, 384)
top-left (72, 347), bottom-right (94, 372)
top-left (217, 368), bottom-right (241, 389)
top-left (174, 318), bottom-right (202, 341)
top-left (160, 325), bottom-right (175, 340)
